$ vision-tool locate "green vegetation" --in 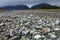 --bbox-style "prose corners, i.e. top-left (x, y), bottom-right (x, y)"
top-left (41, 6), bottom-right (60, 9)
